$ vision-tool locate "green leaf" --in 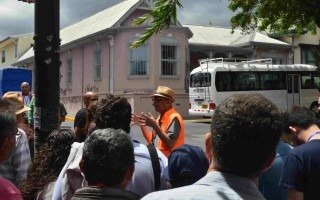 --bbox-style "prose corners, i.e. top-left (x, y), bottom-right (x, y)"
top-left (131, 0), bottom-right (182, 48)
